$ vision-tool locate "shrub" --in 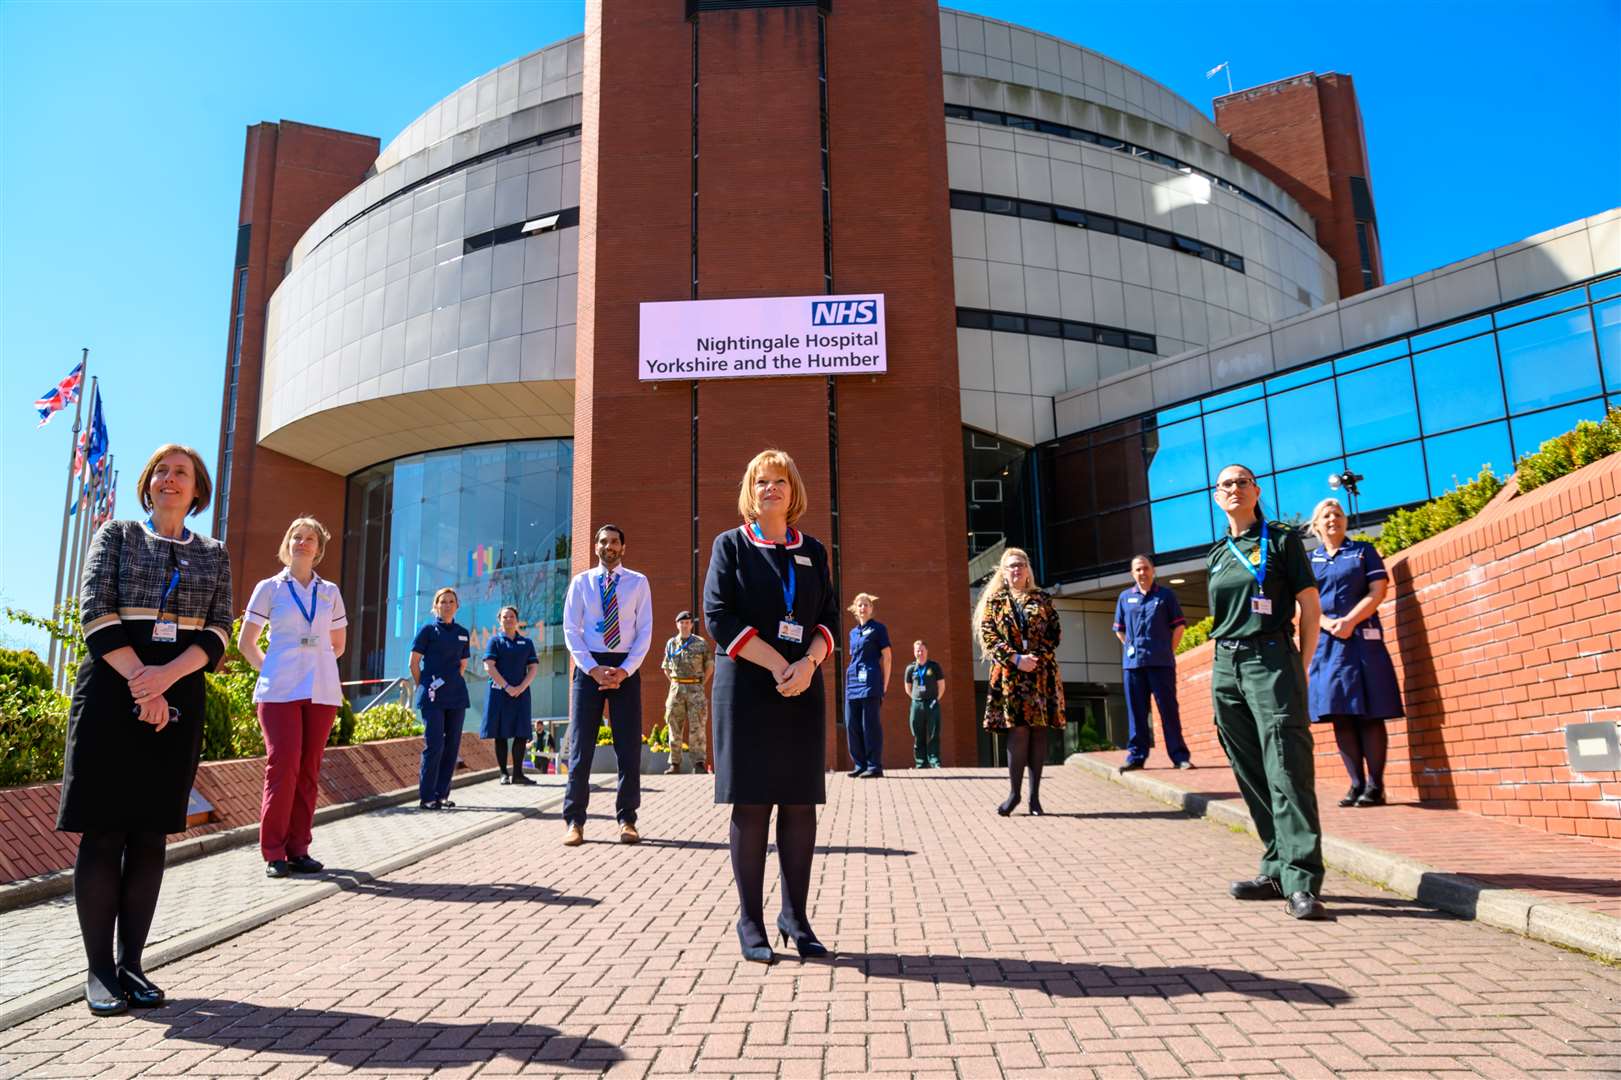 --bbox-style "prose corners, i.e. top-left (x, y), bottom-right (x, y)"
top-left (353, 702), bottom-right (422, 742)
top-left (201, 676), bottom-right (238, 761)
top-left (1375, 467), bottom-right (1504, 556)
top-left (1516, 407), bottom-right (1621, 493)
top-left (330, 698), bottom-right (357, 747)
top-left (596, 723), bottom-right (614, 746)
top-left (0, 675), bottom-right (68, 788)
top-left (1176, 616), bottom-right (1213, 655)
top-left (1074, 712), bottom-right (1113, 753)
top-left (0, 648), bottom-right (52, 692)
top-left (646, 722), bottom-right (670, 752)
